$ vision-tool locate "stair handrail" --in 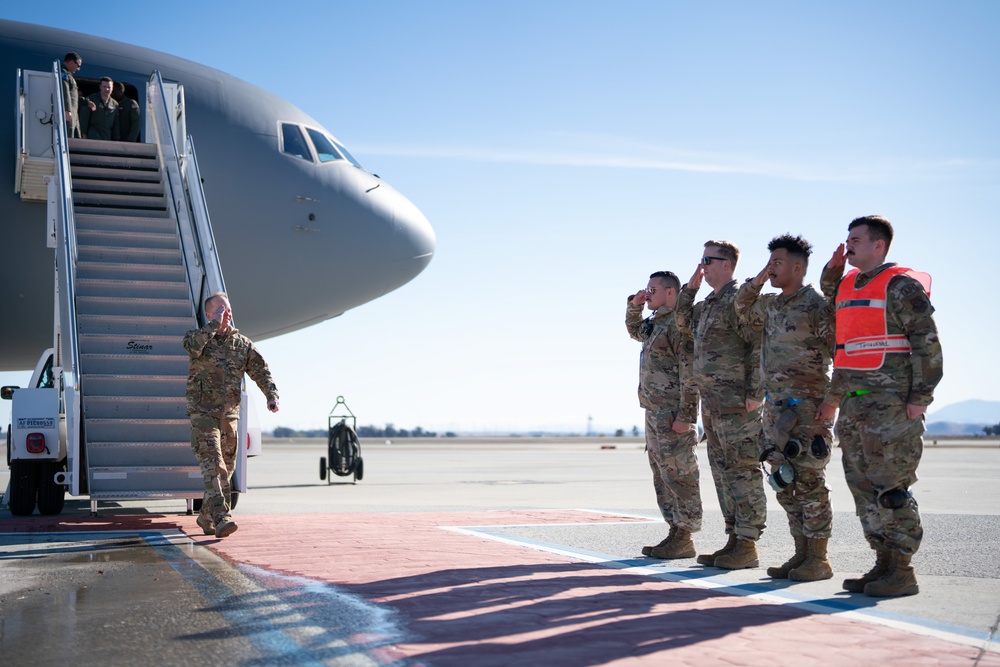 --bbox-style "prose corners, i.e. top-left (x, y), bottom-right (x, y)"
top-left (184, 136), bottom-right (227, 304)
top-left (146, 70), bottom-right (225, 324)
top-left (48, 60), bottom-right (83, 490)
